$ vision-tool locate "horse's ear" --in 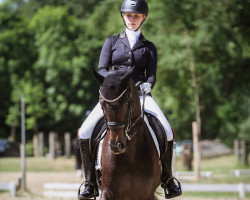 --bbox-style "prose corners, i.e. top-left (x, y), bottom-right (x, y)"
top-left (91, 67), bottom-right (104, 85)
top-left (120, 66), bottom-right (135, 82)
